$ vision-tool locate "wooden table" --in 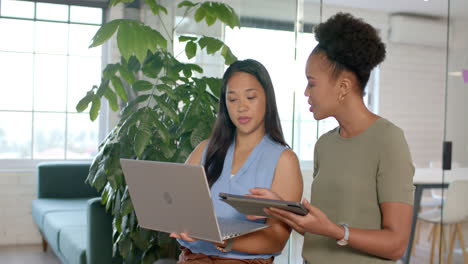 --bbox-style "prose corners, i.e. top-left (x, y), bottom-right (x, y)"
top-left (402, 168), bottom-right (468, 264)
